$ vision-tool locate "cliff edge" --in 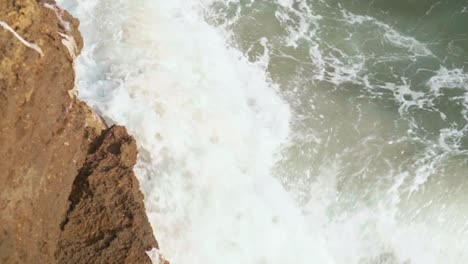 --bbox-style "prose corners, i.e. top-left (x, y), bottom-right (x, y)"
top-left (0, 0), bottom-right (159, 263)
